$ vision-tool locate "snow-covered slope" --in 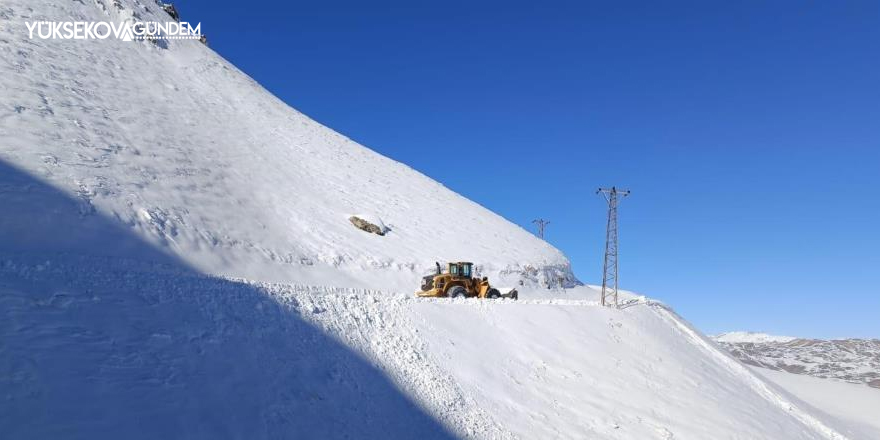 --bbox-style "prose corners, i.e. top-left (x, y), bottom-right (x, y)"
top-left (753, 367), bottom-right (880, 440)
top-left (0, 254), bottom-right (853, 440)
top-left (413, 297), bottom-right (849, 439)
top-left (0, 1), bottom-right (863, 439)
top-left (0, 0), bottom-right (574, 291)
